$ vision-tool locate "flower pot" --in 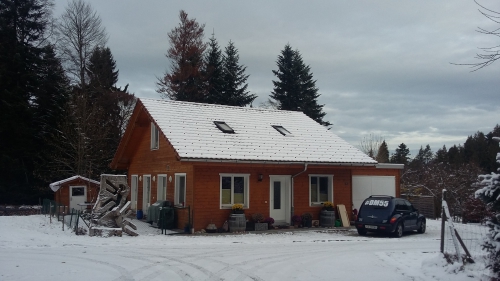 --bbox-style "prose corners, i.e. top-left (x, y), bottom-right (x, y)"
top-left (229, 214), bottom-right (246, 232)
